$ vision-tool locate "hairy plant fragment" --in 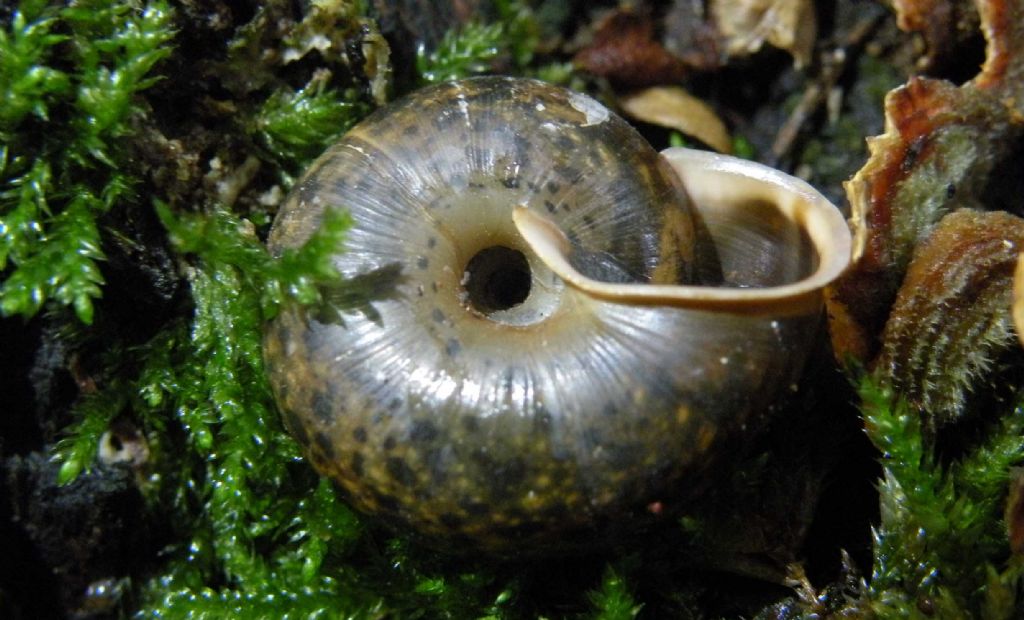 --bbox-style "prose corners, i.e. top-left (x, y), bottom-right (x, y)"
top-left (826, 0), bottom-right (1024, 363)
top-left (875, 210), bottom-right (1024, 426)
